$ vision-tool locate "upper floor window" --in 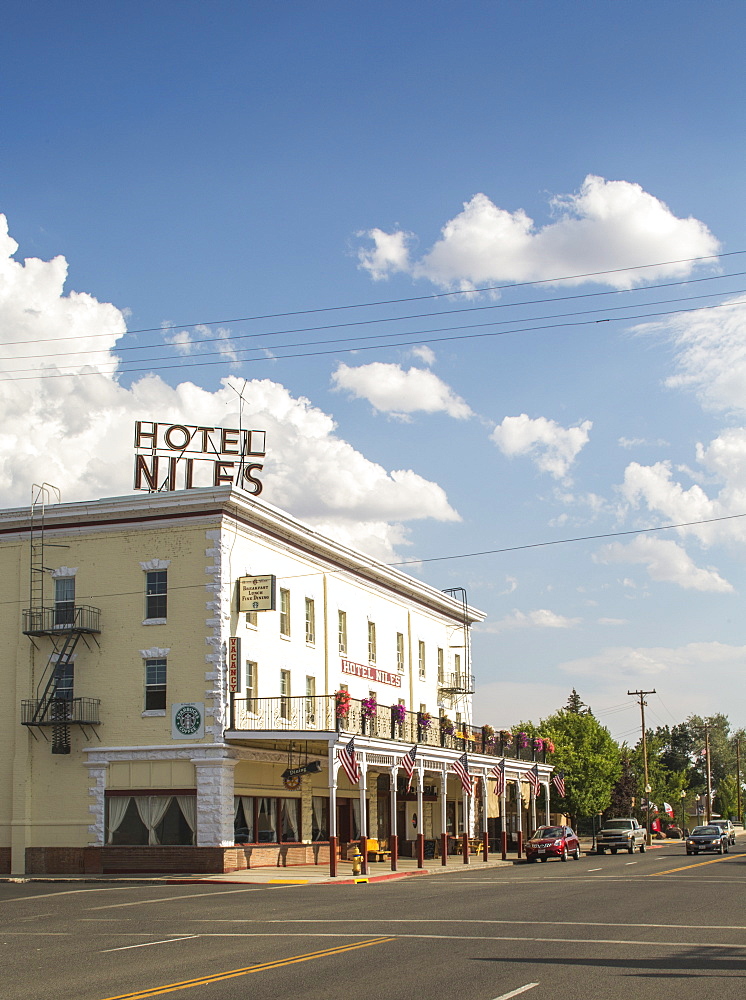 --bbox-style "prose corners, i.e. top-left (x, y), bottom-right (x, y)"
top-left (418, 640), bottom-right (426, 679)
top-left (280, 669), bottom-right (291, 718)
top-left (145, 657), bottom-right (167, 711)
top-left (246, 660), bottom-right (257, 703)
top-left (454, 652), bottom-right (461, 678)
top-left (338, 610), bottom-right (347, 655)
top-left (279, 588), bottom-right (290, 637)
top-left (367, 621), bottom-right (377, 663)
top-left (305, 598), bottom-right (316, 644)
top-left (54, 577), bottom-right (75, 627)
top-left (396, 633), bottom-right (405, 673)
top-left (437, 647), bottom-right (444, 684)
top-left (245, 610), bottom-right (258, 627)
top-left (54, 657), bottom-right (74, 700)
top-left (146, 571), bottom-right (167, 620)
